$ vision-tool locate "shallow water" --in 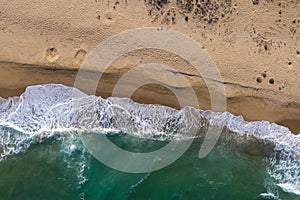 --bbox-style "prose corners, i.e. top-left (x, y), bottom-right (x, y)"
top-left (0, 84), bottom-right (299, 199)
top-left (0, 131), bottom-right (289, 200)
